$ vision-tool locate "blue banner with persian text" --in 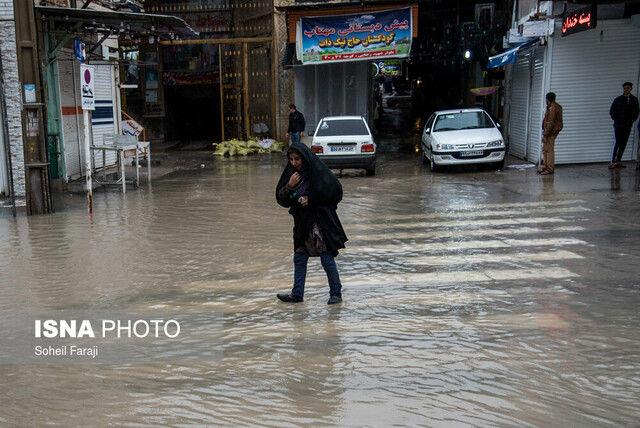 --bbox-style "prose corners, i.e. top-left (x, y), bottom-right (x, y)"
top-left (299, 8), bottom-right (412, 65)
